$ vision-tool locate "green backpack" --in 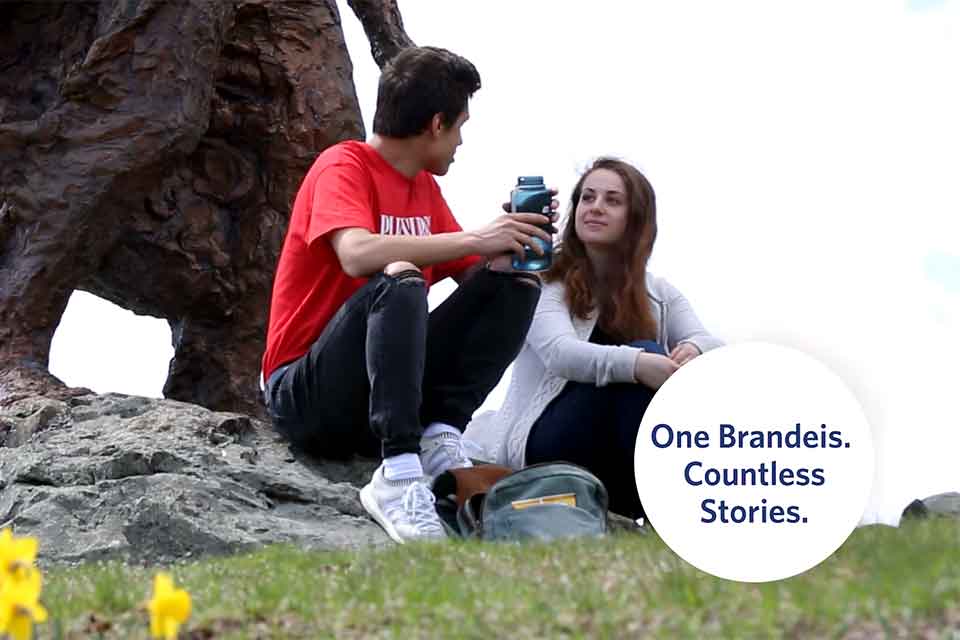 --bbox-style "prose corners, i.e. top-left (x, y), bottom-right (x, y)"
top-left (433, 462), bottom-right (609, 541)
